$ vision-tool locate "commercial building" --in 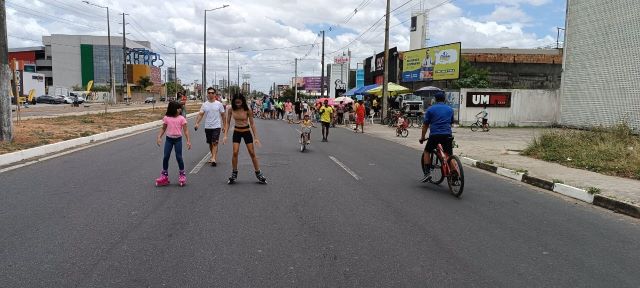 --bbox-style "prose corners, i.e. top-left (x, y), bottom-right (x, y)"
top-left (560, 0), bottom-right (640, 130)
top-left (9, 35), bottom-right (166, 98)
top-left (364, 47), bottom-right (399, 86)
